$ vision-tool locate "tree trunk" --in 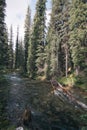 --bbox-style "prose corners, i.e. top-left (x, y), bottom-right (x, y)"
top-left (75, 66), bottom-right (80, 76)
top-left (65, 45), bottom-right (68, 78)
